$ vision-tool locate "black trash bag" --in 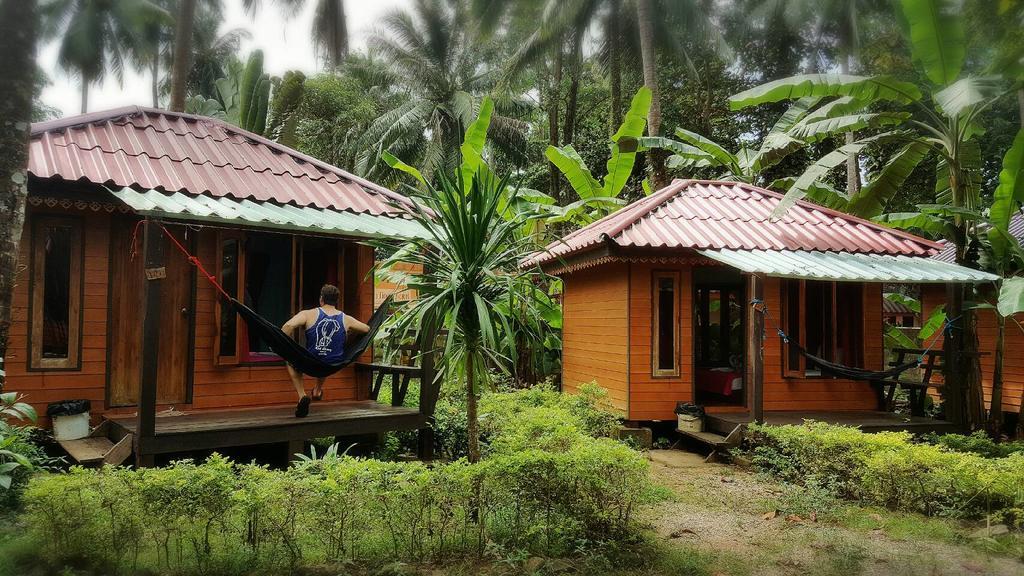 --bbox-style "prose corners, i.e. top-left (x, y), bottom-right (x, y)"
top-left (46, 399), bottom-right (91, 417)
top-left (674, 402), bottom-right (704, 418)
